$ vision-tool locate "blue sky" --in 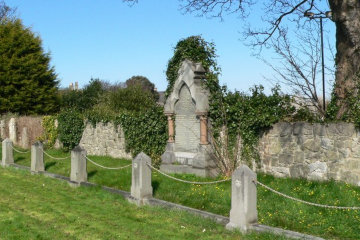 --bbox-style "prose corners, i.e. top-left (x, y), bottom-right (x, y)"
top-left (6, 0), bottom-right (335, 94)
